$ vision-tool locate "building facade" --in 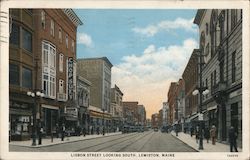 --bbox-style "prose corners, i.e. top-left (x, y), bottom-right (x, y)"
top-left (167, 82), bottom-right (178, 125)
top-left (77, 75), bottom-right (91, 134)
top-left (137, 105), bottom-right (146, 126)
top-left (77, 57), bottom-right (113, 133)
top-left (122, 101), bottom-right (139, 126)
top-left (9, 9), bottom-right (82, 140)
top-left (182, 49), bottom-right (199, 129)
top-left (110, 84), bottom-right (123, 132)
top-left (194, 9), bottom-right (242, 146)
top-left (151, 113), bottom-right (159, 129)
